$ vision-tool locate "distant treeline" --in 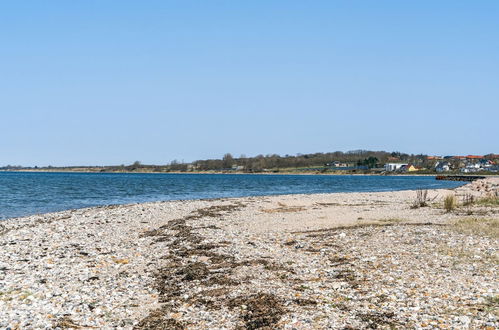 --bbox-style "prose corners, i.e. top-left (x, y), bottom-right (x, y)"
top-left (60, 150), bottom-right (430, 173)
top-left (3, 150), bottom-right (497, 173)
top-left (190, 150), bottom-right (412, 172)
